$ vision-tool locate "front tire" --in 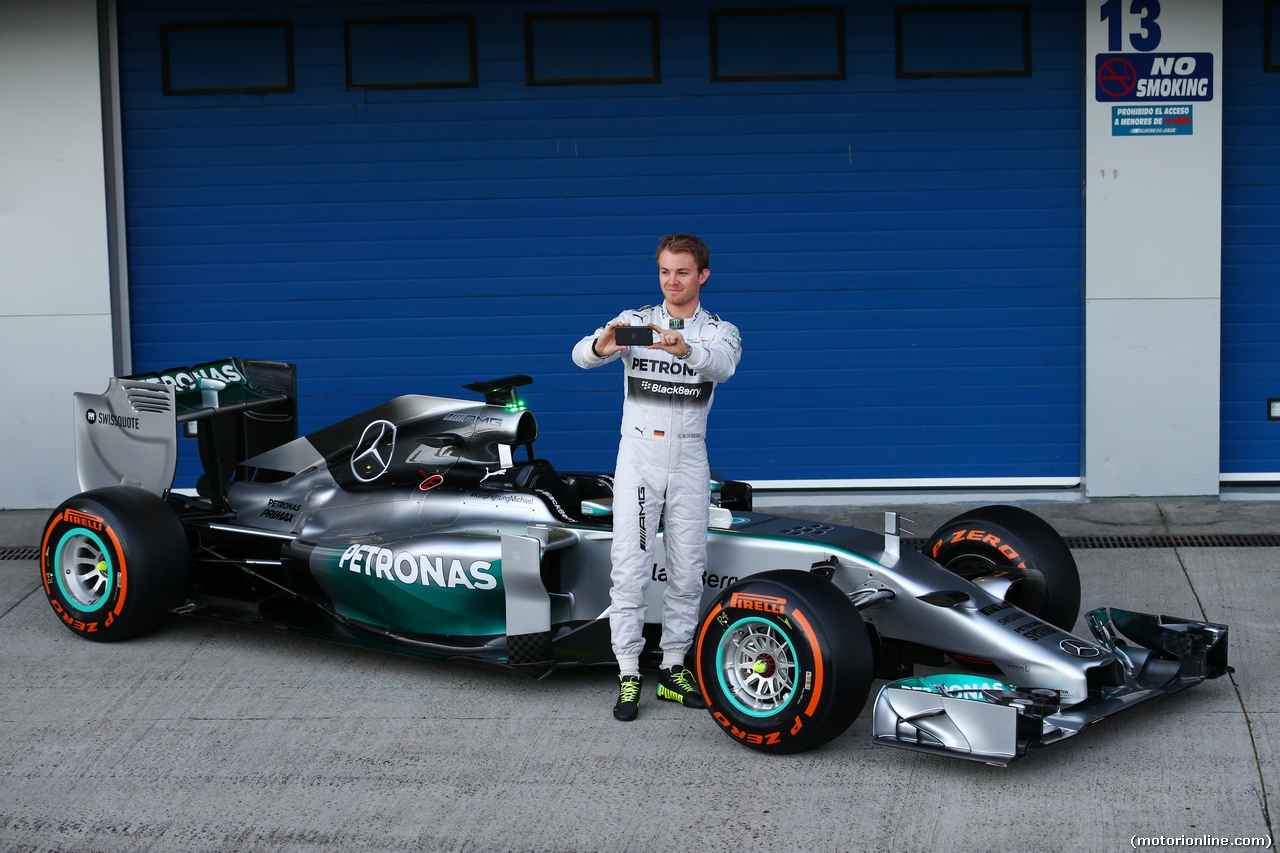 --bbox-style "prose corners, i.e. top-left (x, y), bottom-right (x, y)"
top-left (40, 487), bottom-right (189, 642)
top-left (926, 504), bottom-right (1080, 631)
top-left (694, 570), bottom-right (873, 754)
